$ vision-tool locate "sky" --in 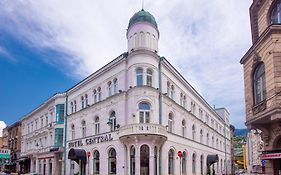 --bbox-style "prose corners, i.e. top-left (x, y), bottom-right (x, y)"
top-left (0, 0), bottom-right (252, 128)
